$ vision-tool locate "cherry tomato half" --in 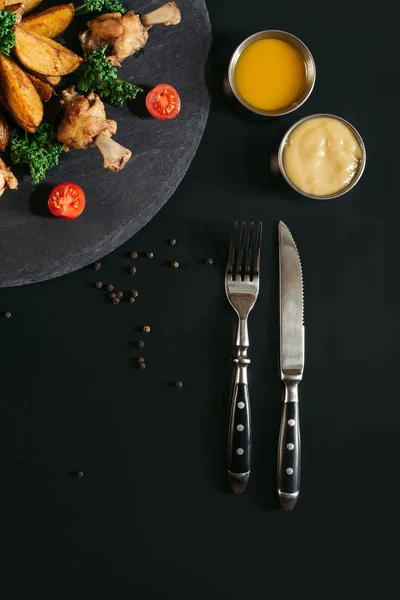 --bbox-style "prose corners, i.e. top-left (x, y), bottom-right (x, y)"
top-left (145, 84), bottom-right (181, 120)
top-left (48, 182), bottom-right (85, 219)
